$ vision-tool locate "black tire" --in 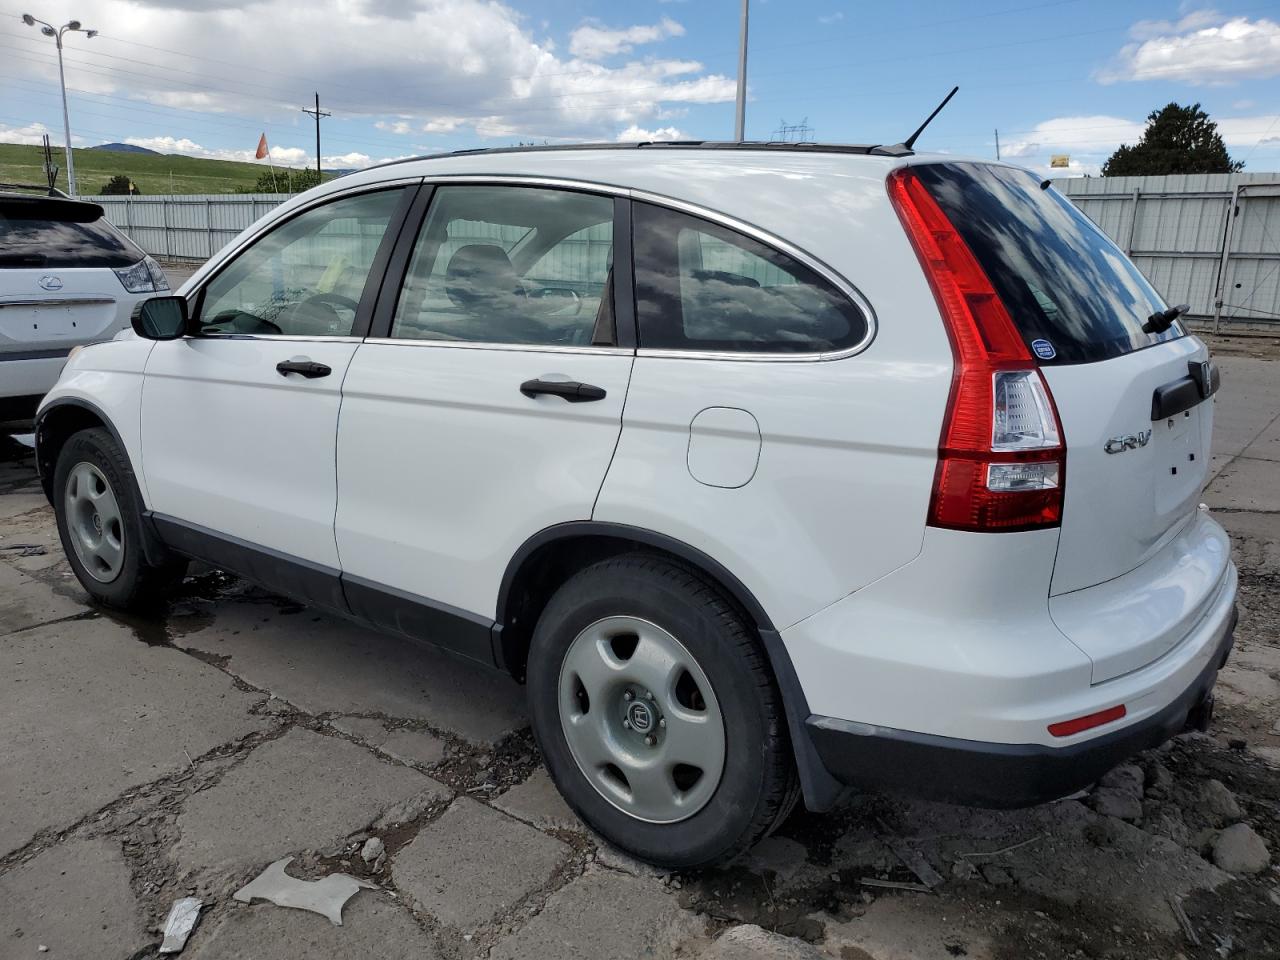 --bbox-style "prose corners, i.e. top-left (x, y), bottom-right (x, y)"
top-left (526, 552), bottom-right (798, 868)
top-left (53, 427), bottom-right (187, 610)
